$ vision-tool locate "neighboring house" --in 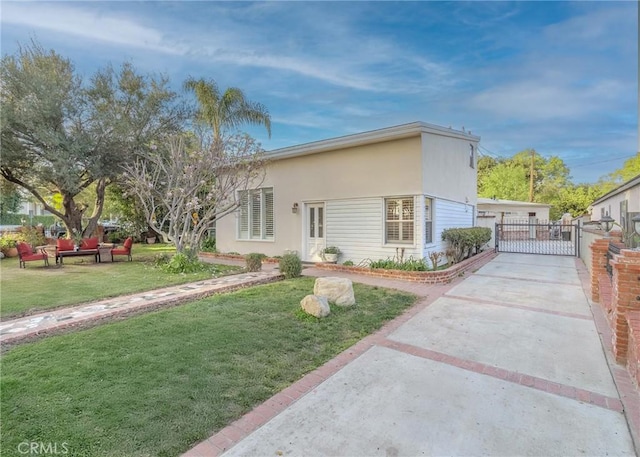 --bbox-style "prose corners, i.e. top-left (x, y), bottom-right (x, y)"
top-left (589, 173), bottom-right (640, 233)
top-left (477, 198), bottom-right (551, 223)
top-left (216, 122), bottom-right (480, 264)
top-left (476, 198), bottom-right (552, 248)
top-left (17, 200), bottom-right (50, 218)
